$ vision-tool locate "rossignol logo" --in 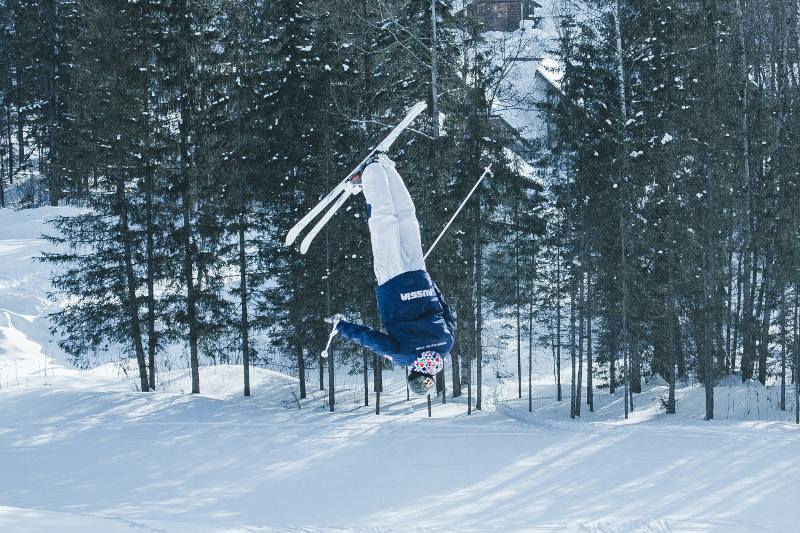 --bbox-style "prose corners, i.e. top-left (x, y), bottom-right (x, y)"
top-left (400, 287), bottom-right (435, 301)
